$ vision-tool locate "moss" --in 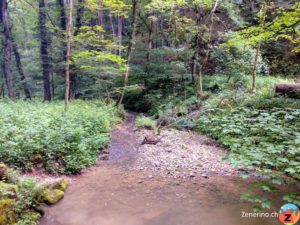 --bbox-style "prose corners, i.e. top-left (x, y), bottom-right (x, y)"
top-left (50, 179), bottom-right (69, 192)
top-left (0, 182), bottom-right (18, 199)
top-left (0, 199), bottom-right (16, 225)
top-left (42, 189), bottom-right (65, 205)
